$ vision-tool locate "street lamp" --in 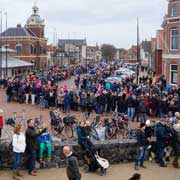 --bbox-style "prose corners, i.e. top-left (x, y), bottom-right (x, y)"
top-left (4, 12), bottom-right (7, 77)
